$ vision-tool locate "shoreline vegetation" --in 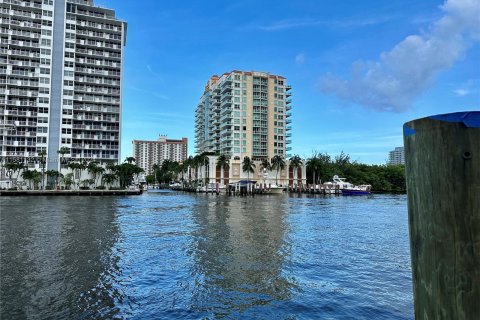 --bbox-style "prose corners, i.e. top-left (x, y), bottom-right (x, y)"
top-left (147, 151), bottom-right (406, 194)
top-left (305, 152), bottom-right (406, 193)
top-left (1, 155), bottom-right (144, 192)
